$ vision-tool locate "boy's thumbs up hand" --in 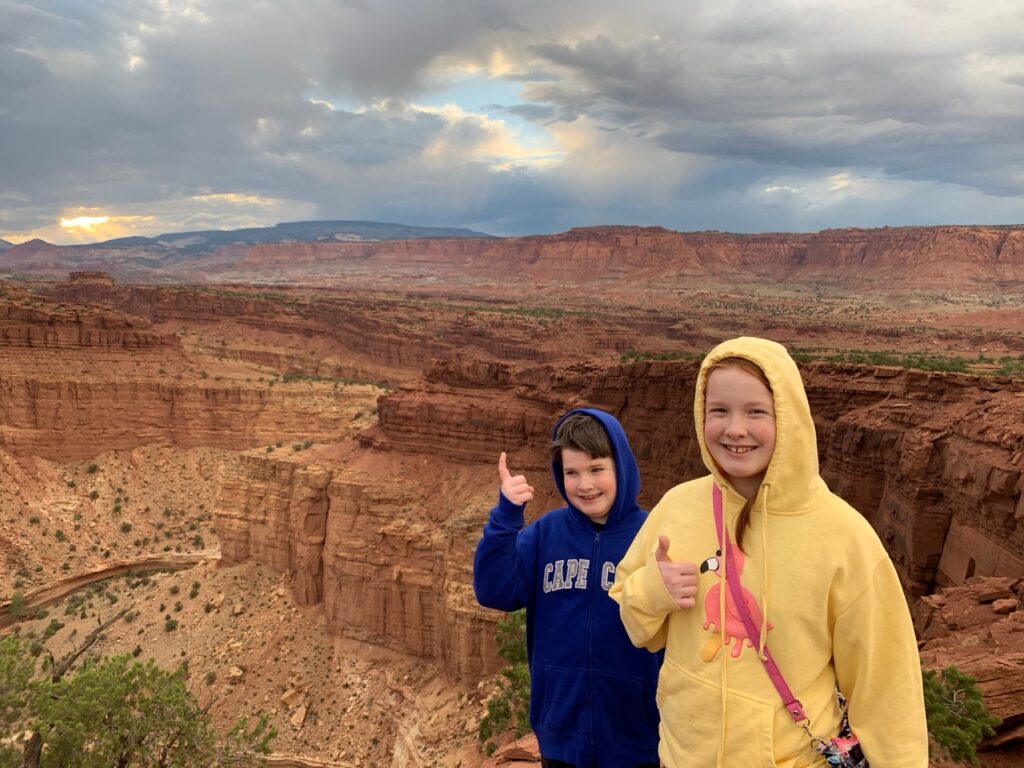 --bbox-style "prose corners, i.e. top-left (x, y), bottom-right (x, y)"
top-left (655, 535), bottom-right (699, 610)
top-left (498, 452), bottom-right (534, 505)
